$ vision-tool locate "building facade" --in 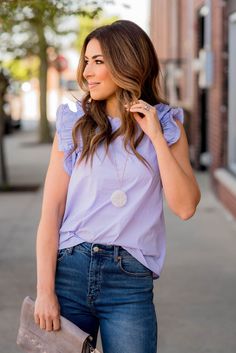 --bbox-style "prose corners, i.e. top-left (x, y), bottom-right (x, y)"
top-left (150, 0), bottom-right (236, 218)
